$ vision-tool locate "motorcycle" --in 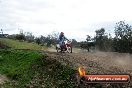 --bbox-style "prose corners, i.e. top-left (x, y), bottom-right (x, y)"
top-left (56, 40), bottom-right (72, 53)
